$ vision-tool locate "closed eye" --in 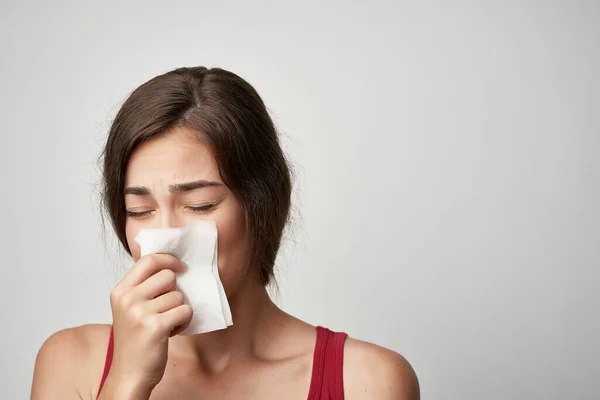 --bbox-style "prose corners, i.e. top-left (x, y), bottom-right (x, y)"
top-left (126, 210), bottom-right (153, 218)
top-left (187, 204), bottom-right (217, 212)
top-left (125, 203), bottom-right (218, 219)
